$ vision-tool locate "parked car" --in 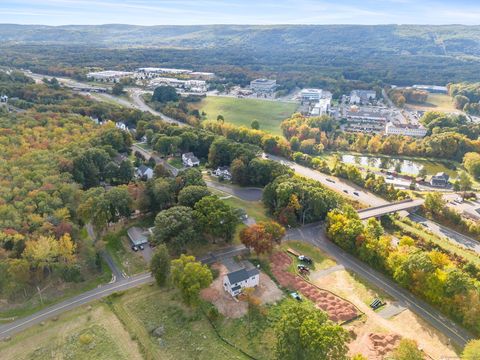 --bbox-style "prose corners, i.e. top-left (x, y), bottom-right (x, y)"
top-left (139, 244), bottom-right (144, 250)
top-left (326, 178), bottom-right (335, 183)
top-left (131, 245), bottom-right (139, 252)
top-left (298, 255), bottom-right (313, 264)
top-left (353, 191), bottom-right (359, 196)
top-left (386, 175), bottom-right (394, 180)
top-left (290, 292), bottom-right (302, 301)
top-left (343, 189), bottom-right (348, 193)
top-left (297, 264), bottom-right (310, 273)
